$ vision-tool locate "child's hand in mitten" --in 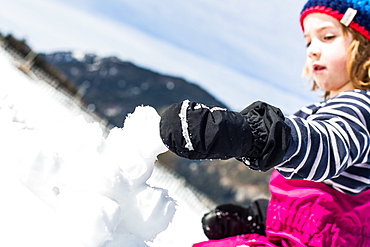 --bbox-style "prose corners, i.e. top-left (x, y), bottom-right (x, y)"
top-left (159, 100), bottom-right (253, 160)
top-left (160, 100), bottom-right (290, 172)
